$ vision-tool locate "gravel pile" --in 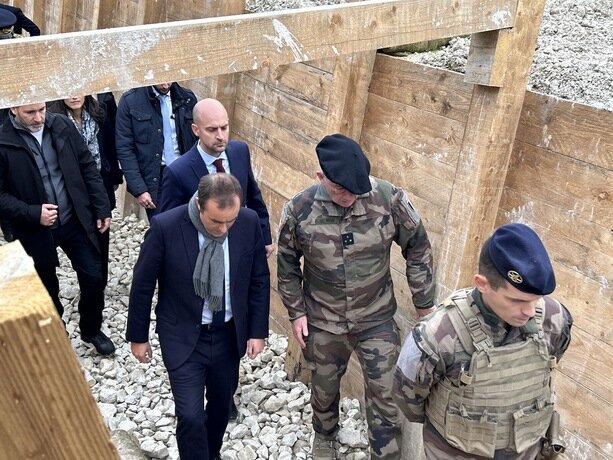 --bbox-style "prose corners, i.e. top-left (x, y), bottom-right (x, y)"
top-left (52, 213), bottom-right (371, 460)
top-left (392, 0), bottom-right (613, 111)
